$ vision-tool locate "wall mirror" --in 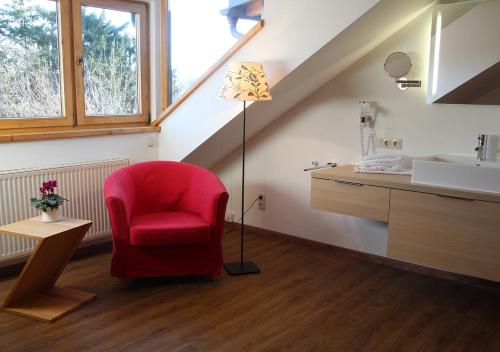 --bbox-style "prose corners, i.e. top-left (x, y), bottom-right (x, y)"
top-left (428, 0), bottom-right (500, 105)
top-left (384, 52), bottom-right (421, 90)
top-left (384, 52), bottom-right (412, 78)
